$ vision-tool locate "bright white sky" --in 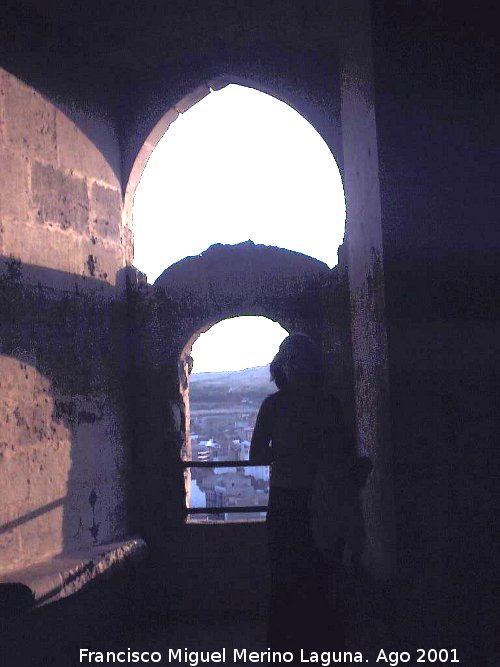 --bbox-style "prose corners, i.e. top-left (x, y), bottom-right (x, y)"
top-left (190, 316), bottom-right (288, 373)
top-left (132, 84), bottom-right (346, 372)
